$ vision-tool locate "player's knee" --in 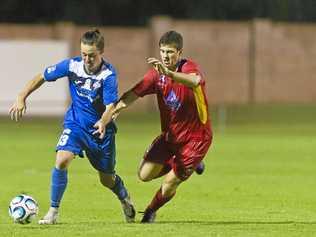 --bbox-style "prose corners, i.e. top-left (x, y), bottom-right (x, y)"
top-left (55, 159), bottom-right (69, 170)
top-left (138, 170), bottom-right (152, 182)
top-left (55, 151), bottom-right (74, 170)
